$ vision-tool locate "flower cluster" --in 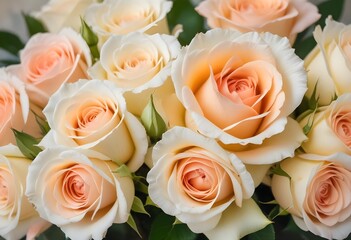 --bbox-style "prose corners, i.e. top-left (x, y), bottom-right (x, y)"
top-left (0, 0), bottom-right (350, 240)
